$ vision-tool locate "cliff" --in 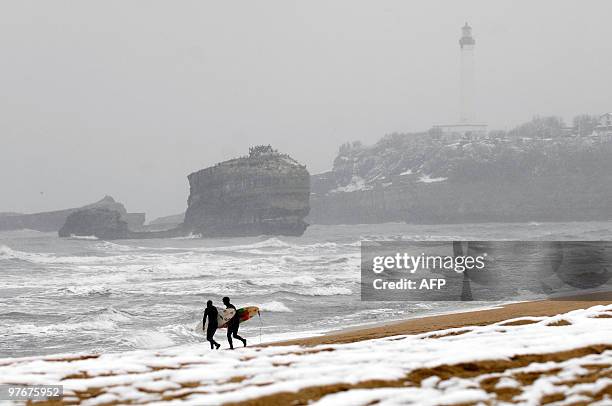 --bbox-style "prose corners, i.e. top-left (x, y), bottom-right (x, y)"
top-left (184, 146), bottom-right (310, 236)
top-left (0, 196), bottom-right (145, 232)
top-left (308, 131), bottom-right (612, 224)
